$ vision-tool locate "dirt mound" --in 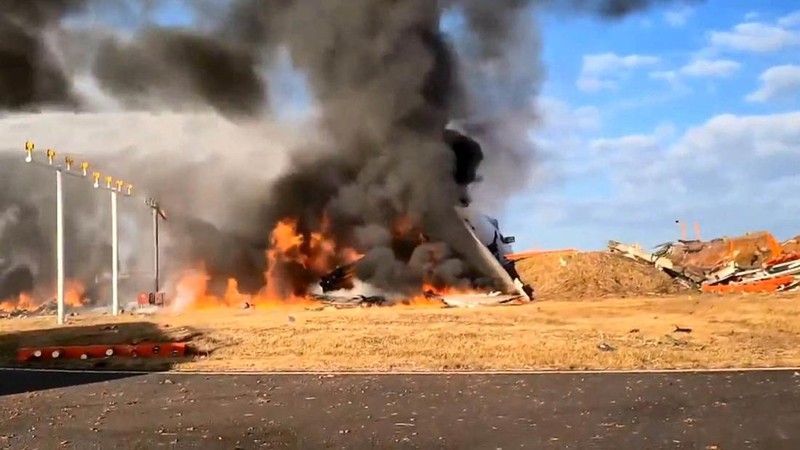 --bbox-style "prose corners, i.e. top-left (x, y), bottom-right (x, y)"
top-left (781, 235), bottom-right (800, 255)
top-left (516, 251), bottom-right (687, 300)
